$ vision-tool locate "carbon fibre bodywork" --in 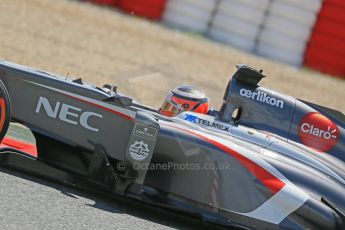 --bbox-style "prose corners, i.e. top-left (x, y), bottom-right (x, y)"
top-left (0, 61), bottom-right (344, 229)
